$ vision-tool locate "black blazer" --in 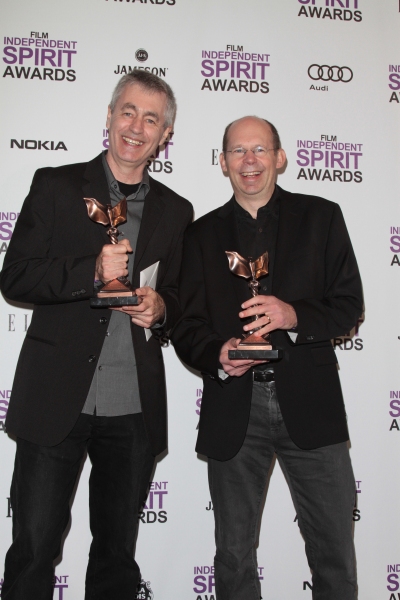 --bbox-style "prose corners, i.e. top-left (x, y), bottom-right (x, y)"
top-left (0, 154), bottom-right (193, 452)
top-left (171, 187), bottom-right (363, 460)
